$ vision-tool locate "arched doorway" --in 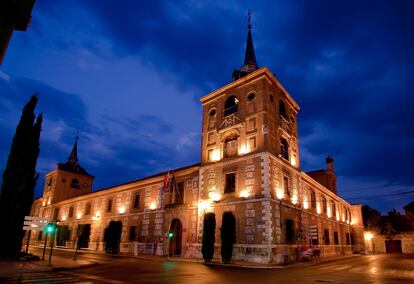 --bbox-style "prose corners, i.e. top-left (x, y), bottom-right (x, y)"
top-left (169, 219), bottom-right (183, 256)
